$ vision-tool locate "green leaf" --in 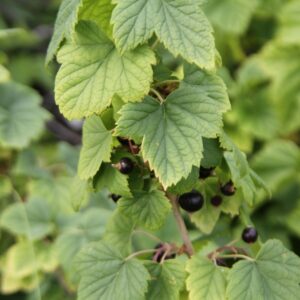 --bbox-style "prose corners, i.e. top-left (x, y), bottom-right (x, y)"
top-left (220, 191), bottom-right (243, 217)
top-left (167, 166), bottom-right (199, 195)
top-left (11, 149), bottom-right (49, 179)
top-left (1, 273), bottom-right (38, 295)
top-left (116, 94), bottom-right (202, 188)
top-left (227, 239), bottom-right (300, 300)
top-left (191, 200), bottom-right (221, 235)
top-left (145, 259), bottom-right (186, 300)
top-left (46, 0), bottom-right (82, 64)
top-left (112, 0), bottom-right (215, 69)
top-left (55, 208), bottom-right (112, 270)
top-left (251, 140), bottom-right (300, 193)
top-left (0, 175), bottom-right (12, 198)
top-left (182, 65), bottom-right (231, 114)
top-left (94, 164), bottom-right (131, 197)
top-left (29, 177), bottom-right (73, 213)
top-left (203, 0), bottom-right (259, 35)
top-left (4, 241), bottom-right (57, 279)
top-left (103, 209), bottom-right (135, 255)
top-left (277, 0), bottom-right (300, 45)
top-left (118, 189), bottom-right (171, 230)
top-left (79, 0), bottom-right (114, 36)
top-left (78, 116), bottom-right (113, 180)
top-left (232, 89), bottom-right (279, 141)
top-left (223, 151), bottom-right (257, 205)
top-left (0, 28), bottom-right (38, 50)
top-left (4, 241), bottom-right (38, 279)
top-left (70, 176), bottom-right (90, 211)
top-left (286, 200), bottom-right (300, 236)
top-left (111, 0), bottom-right (155, 52)
top-left (202, 138), bottom-right (223, 168)
top-left (36, 243), bottom-right (58, 273)
top-left (0, 65), bottom-right (10, 82)
top-left (220, 133), bottom-right (269, 205)
top-left (186, 255), bottom-right (227, 300)
top-left (116, 80), bottom-right (229, 188)
top-left (76, 241), bottom-right (150, 300)
top-left (190, 178), bottom-right (223, 234)
top-left (55, 21), bottom-right (155, 120)
top-left (0, 82), bottom-right (49, 149)
top-left (261, 44), bottom-right (300, 133)
top-left (0, 198), bottom-right (55, 240)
